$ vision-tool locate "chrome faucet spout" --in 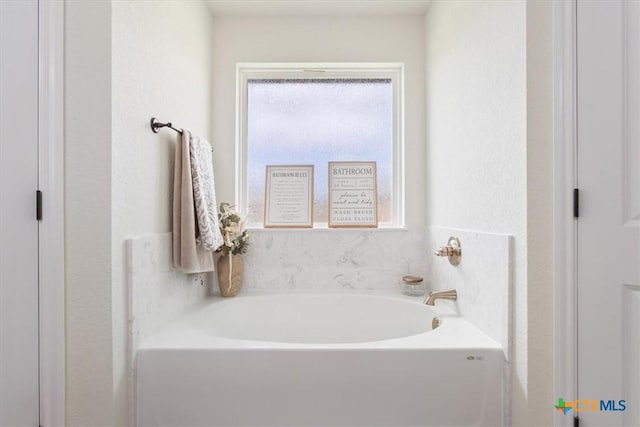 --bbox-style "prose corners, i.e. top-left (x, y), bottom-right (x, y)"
top-left (424, 289), bottom-right (457, 306)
